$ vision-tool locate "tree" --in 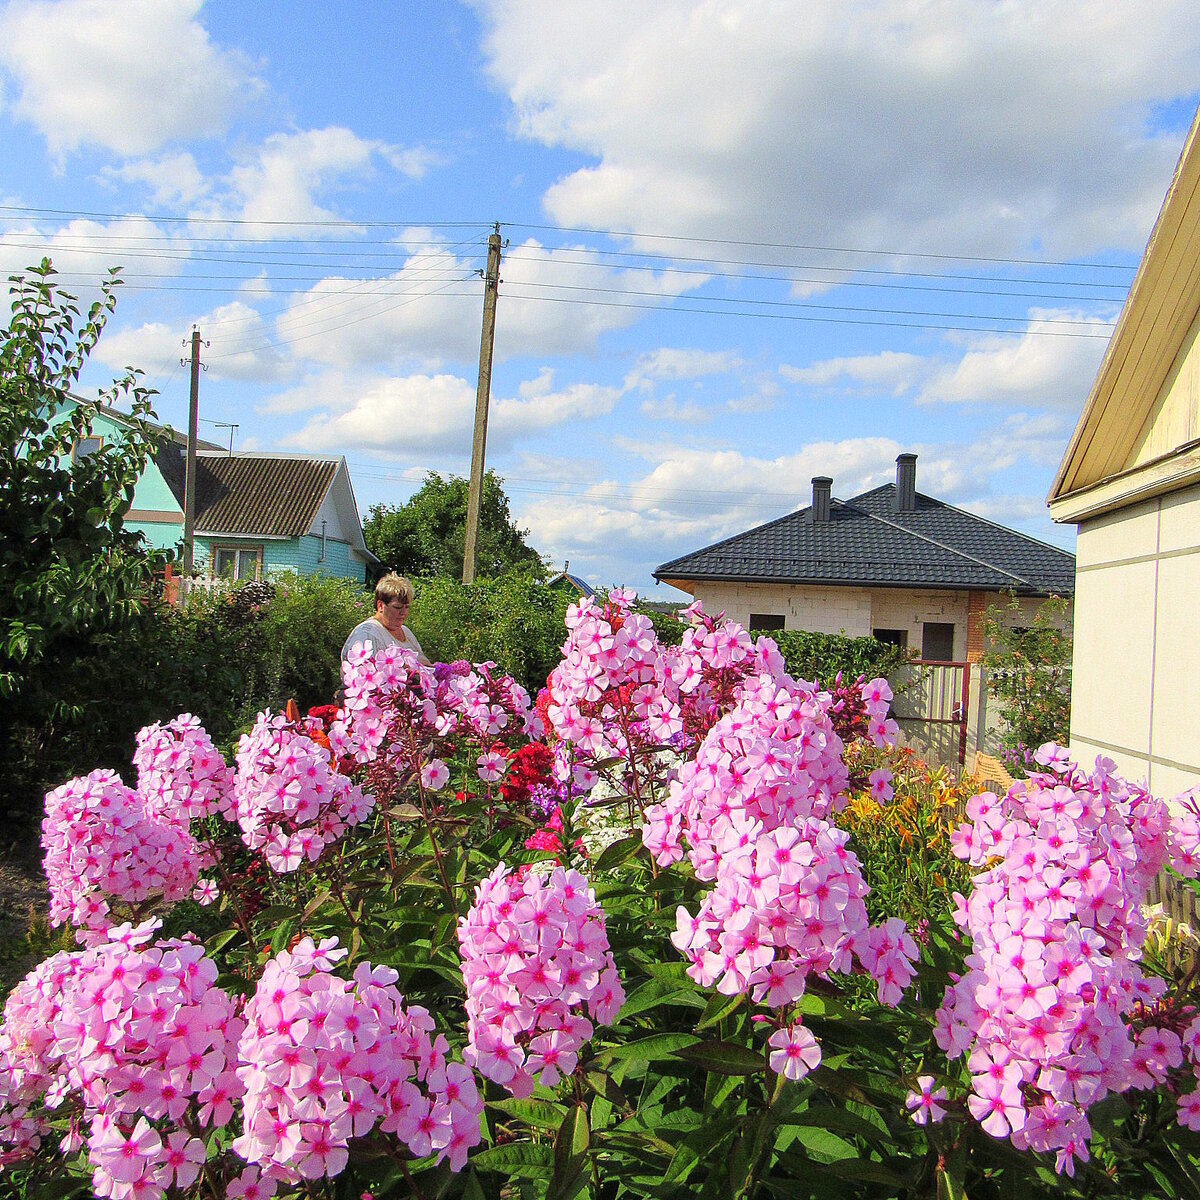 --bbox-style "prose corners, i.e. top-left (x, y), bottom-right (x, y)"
top-left (1, 262), bottom-right (166, 811)
top-left (363, 469), bottom-right (545, 580)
